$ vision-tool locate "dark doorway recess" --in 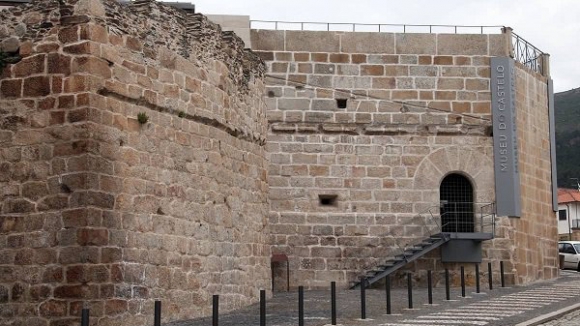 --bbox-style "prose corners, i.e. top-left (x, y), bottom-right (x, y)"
top-left (440, 173), bottom-right (474, 232)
